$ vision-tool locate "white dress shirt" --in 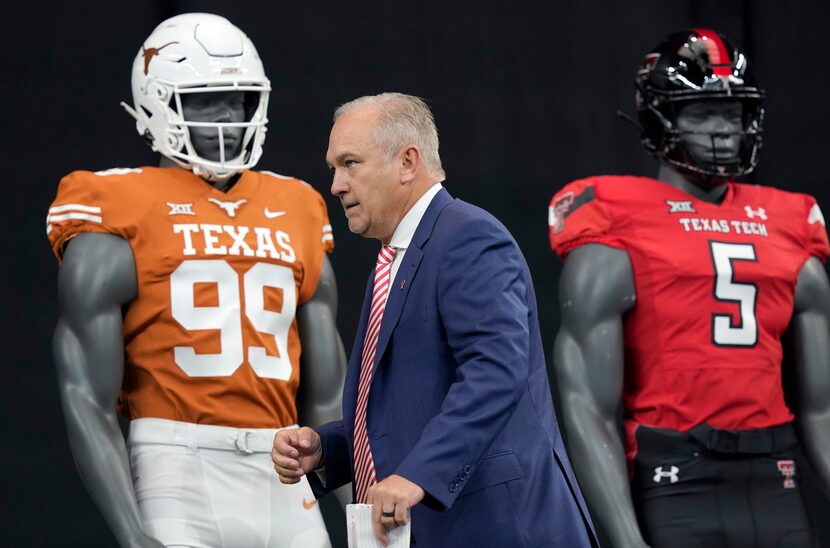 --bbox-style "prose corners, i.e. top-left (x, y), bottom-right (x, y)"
top-left (386, 183), bottom-right (444, 296)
